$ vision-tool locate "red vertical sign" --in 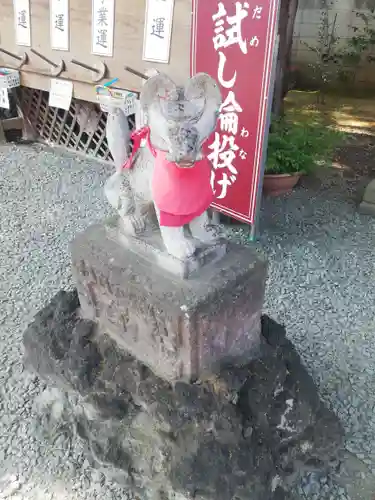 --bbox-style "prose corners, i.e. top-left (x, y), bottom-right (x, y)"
top-left (191, 0), bottom-right (279, 224)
